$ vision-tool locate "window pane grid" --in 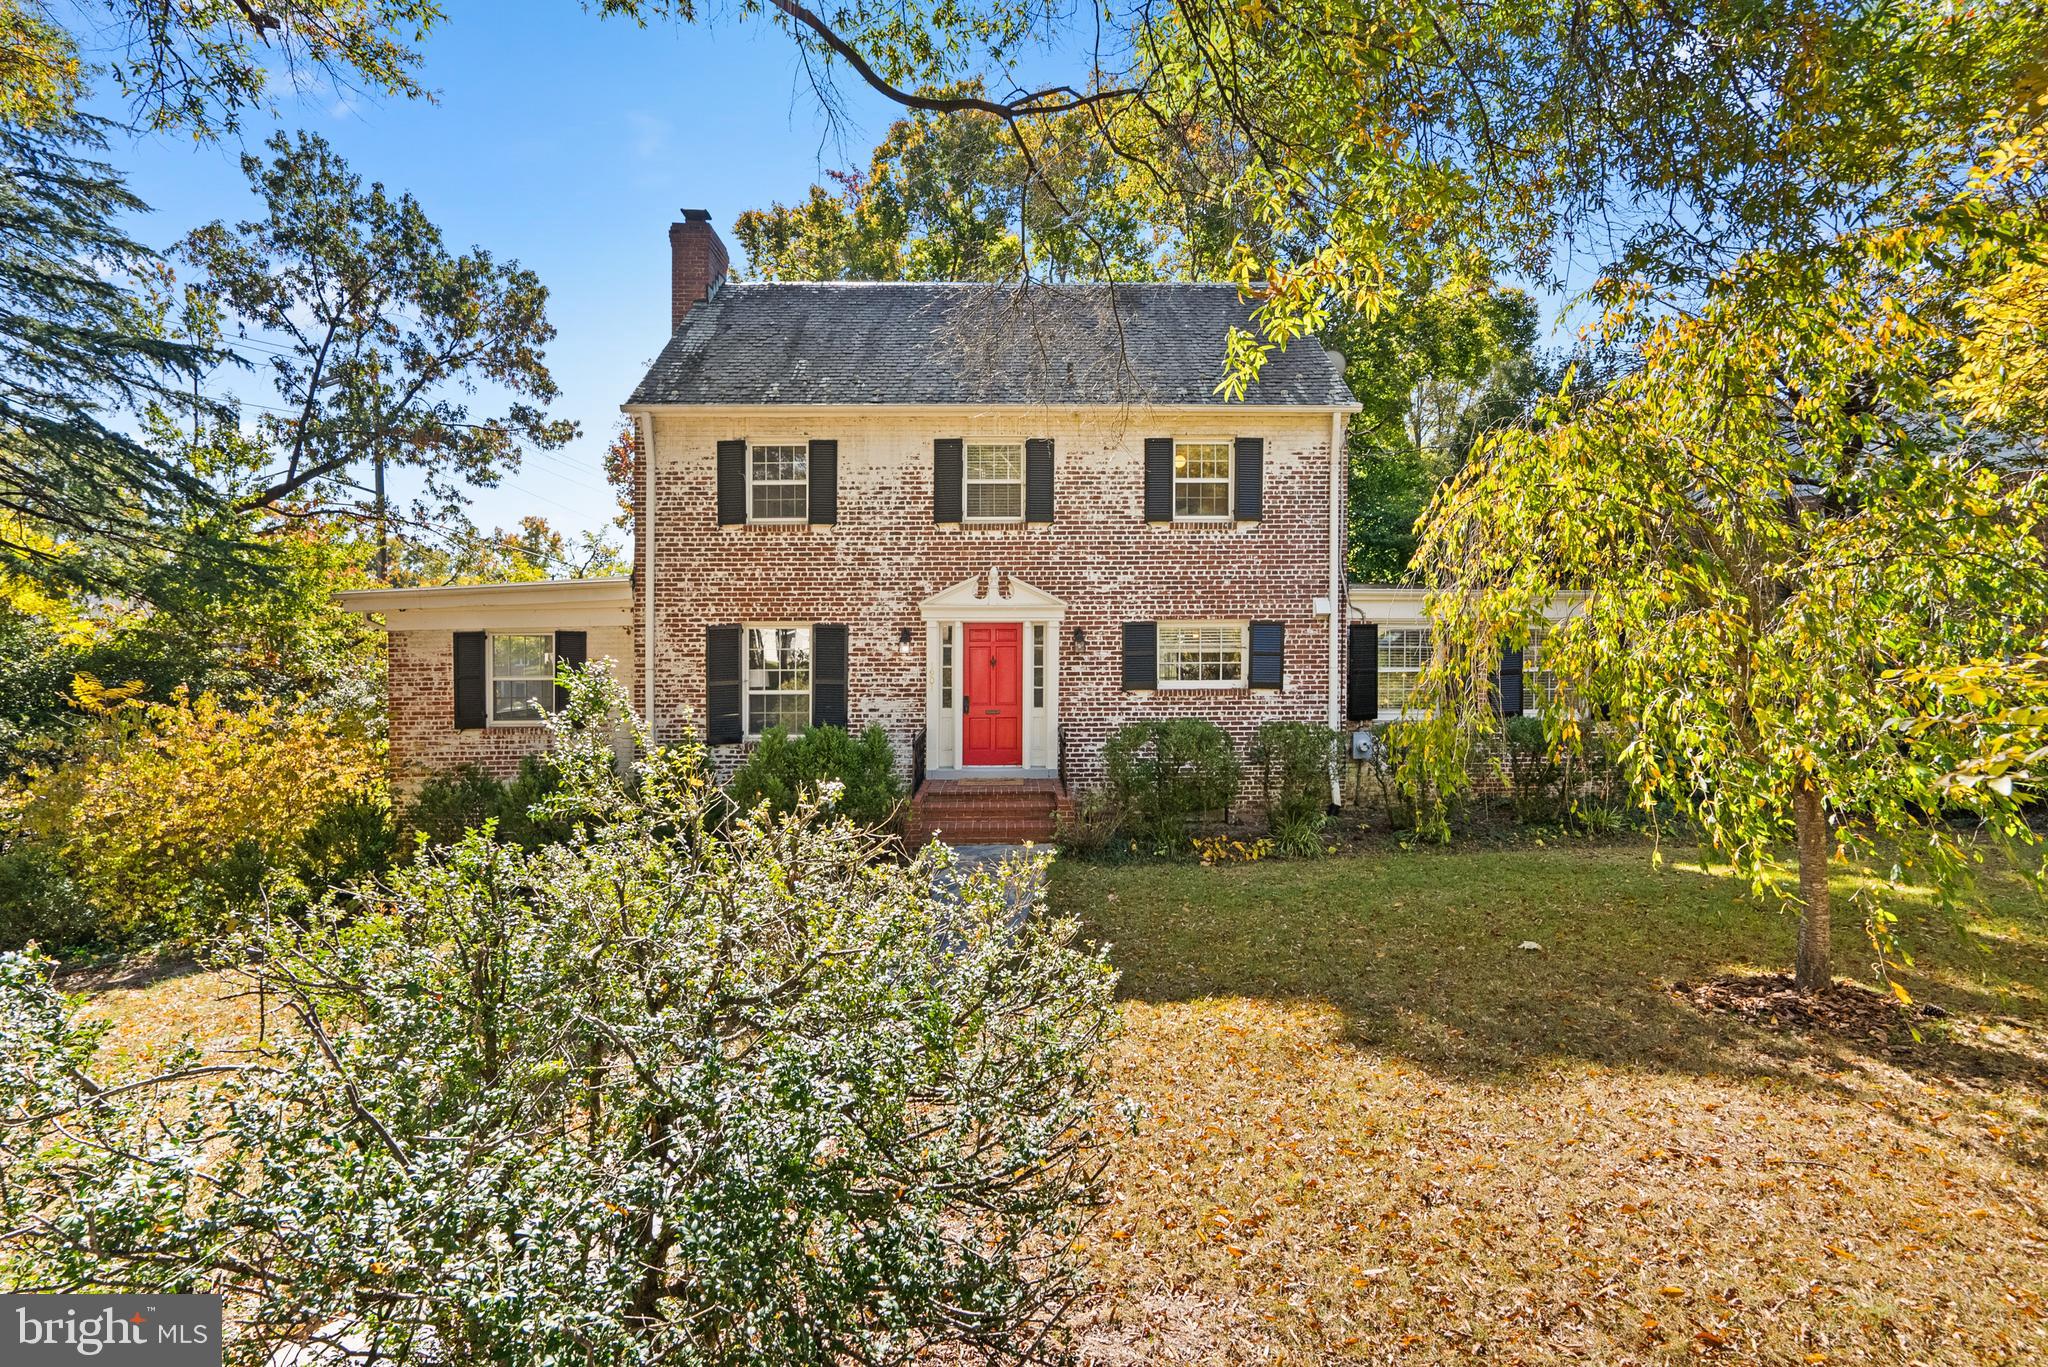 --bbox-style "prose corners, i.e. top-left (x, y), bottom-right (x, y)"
top-left (746, 626), bottom-right (811, 735)
top-left (491, 633), bottom-right (553, 723)
top-left (1032, 624), bottom-right (1046, 707)
top-left (1377, 626), bottom-right (1431, 716)
top-left (749, 443), bottom-right (808, 521)
top-left (1525, 623), bottom-right (1556, 711)
top-left (1174, 441), bottom-right (1232, 519)
top-left (1158, 623), bottom-right (1245, 685)
top-left (964, 442), bottom-right (1023, 521)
